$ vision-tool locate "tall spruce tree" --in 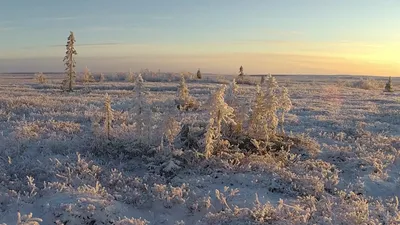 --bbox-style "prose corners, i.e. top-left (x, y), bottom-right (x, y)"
top-left (62, 31), bottom-right (77, 92)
